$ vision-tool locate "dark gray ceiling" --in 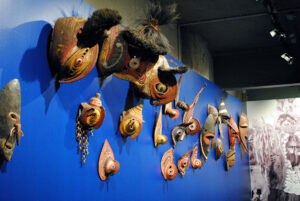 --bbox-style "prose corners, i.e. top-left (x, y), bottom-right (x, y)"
top-left (177, 0), bottom-right (300, 89)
